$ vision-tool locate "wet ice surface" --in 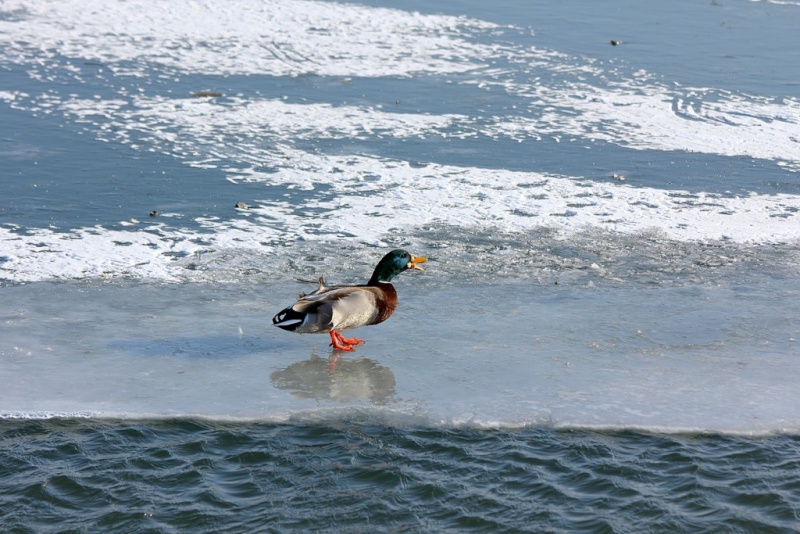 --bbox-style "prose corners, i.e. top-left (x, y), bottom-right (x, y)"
top-left (2, 274), bottom-right (798, 435)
